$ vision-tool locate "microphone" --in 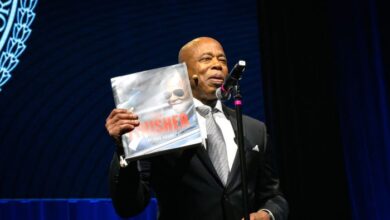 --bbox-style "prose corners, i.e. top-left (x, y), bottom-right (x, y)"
top-left (216, 60), bottom-right (246, 101)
